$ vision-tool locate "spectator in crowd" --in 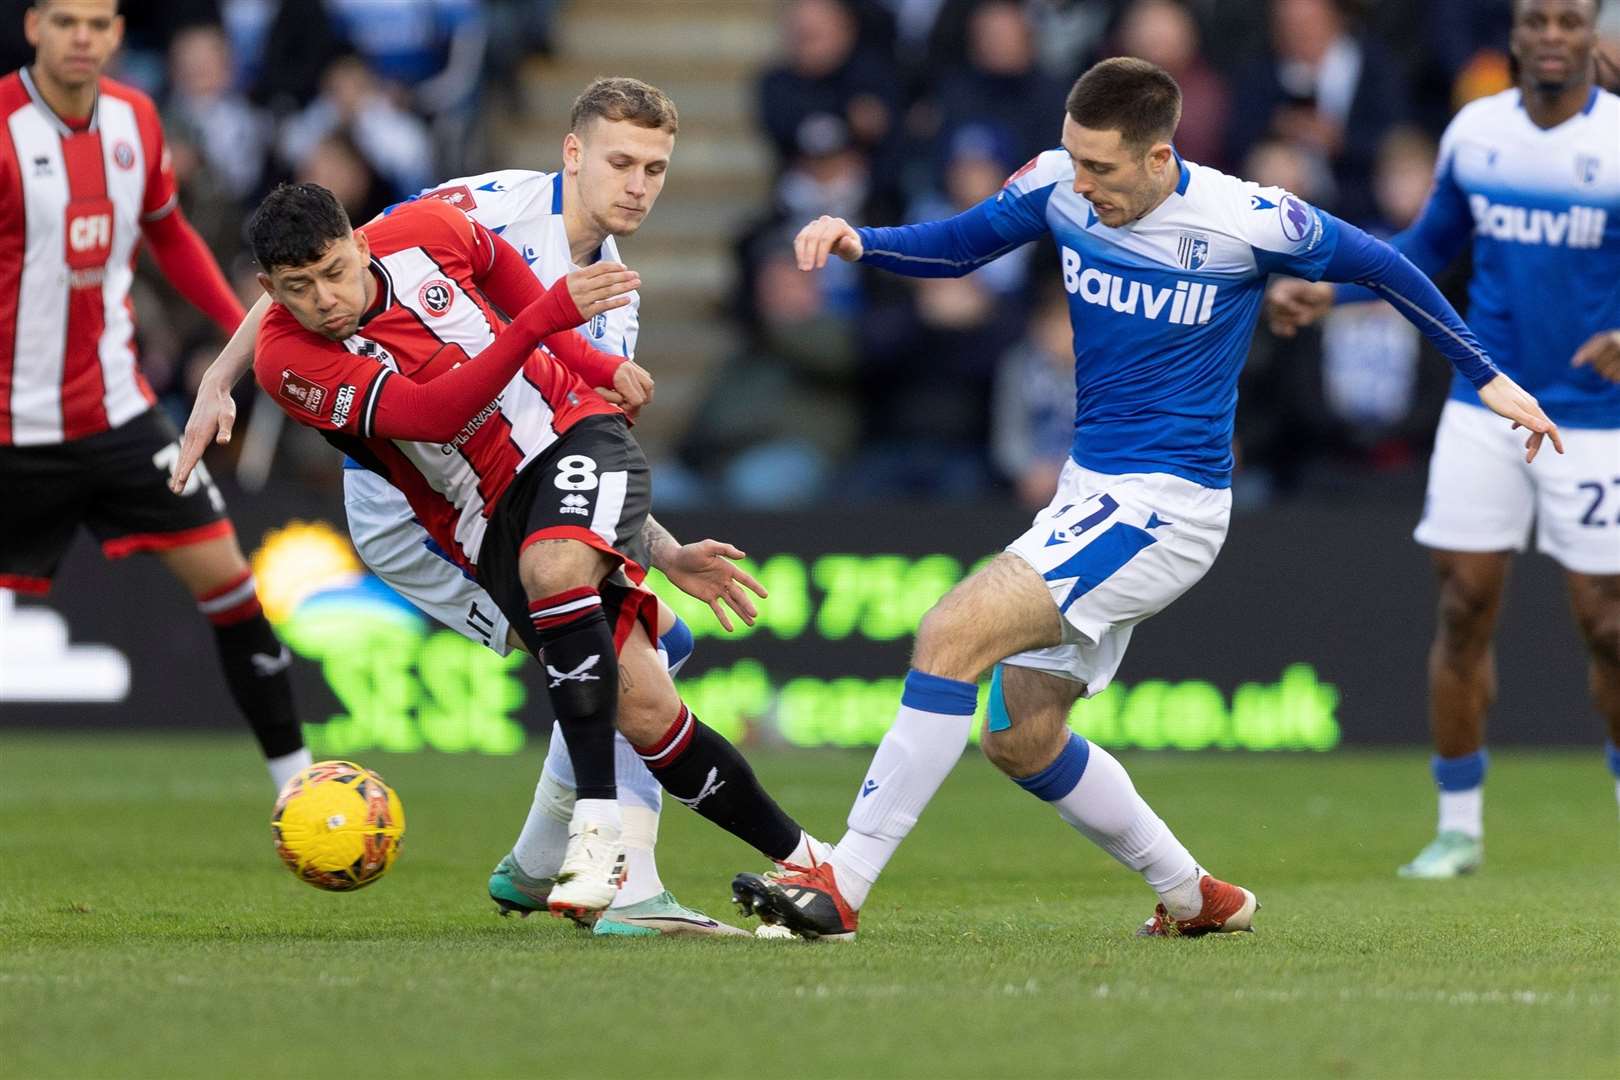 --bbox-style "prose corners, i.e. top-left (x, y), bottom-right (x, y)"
top-left (231, 0), bottom-right (346, 113)
top-left (758, 0), bottom-right (903, 183)
top-left (106, 0), bottom-right (220, 93)
top-left (1111, 0), bottom-right (1230, 170)
top-left (322, 0), bottom-right (486, 171)
top-left (165, 24), bottom-right (271, 200)
top-left (1227, 0), bottom-right (1411, 225)
top-left (905, 123), bottom-right (1033, 298)
top-left (278, 55), bottom-right (435, 201)
top-left (293, 130), bottom-right (392, 225)
top-left (989, 278), bottom-right (1074, 509)
top-left (926, 0), bottom-right (1069, 172)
